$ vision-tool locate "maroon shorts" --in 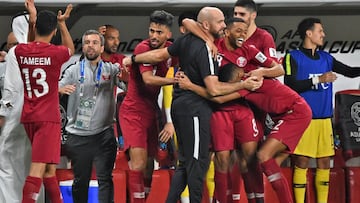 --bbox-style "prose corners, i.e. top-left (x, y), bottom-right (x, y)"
top-left (24, 122), bottom-right (61, 164)
top-left (119, 111), bottom-right (158, 157)
top-left (267, 99), bottom-right (312, 153)
top-left (211, 104), bottom-right (259, 152)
